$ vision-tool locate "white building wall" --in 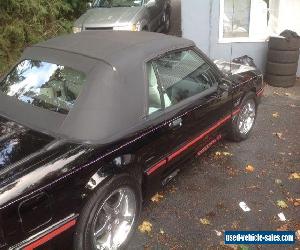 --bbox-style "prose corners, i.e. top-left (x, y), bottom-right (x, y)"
top-left (182, 0), bottom-right (300, 76)
top-left (181, 0), bottom-right (211, 53)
